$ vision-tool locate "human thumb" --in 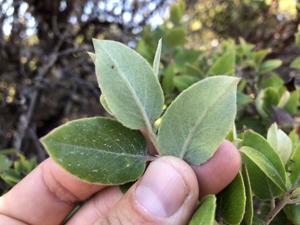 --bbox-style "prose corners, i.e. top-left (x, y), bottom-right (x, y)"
top-left (95, 156), bottom-right (199, 225)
